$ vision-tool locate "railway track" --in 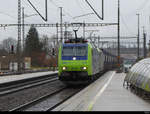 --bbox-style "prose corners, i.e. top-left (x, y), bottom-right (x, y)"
top-left (9, 87), bottom-right (83, 111)
top-left (0, 74), bottom-right (58, 96)
top-left (0, 72), bottom-right (86, 111)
